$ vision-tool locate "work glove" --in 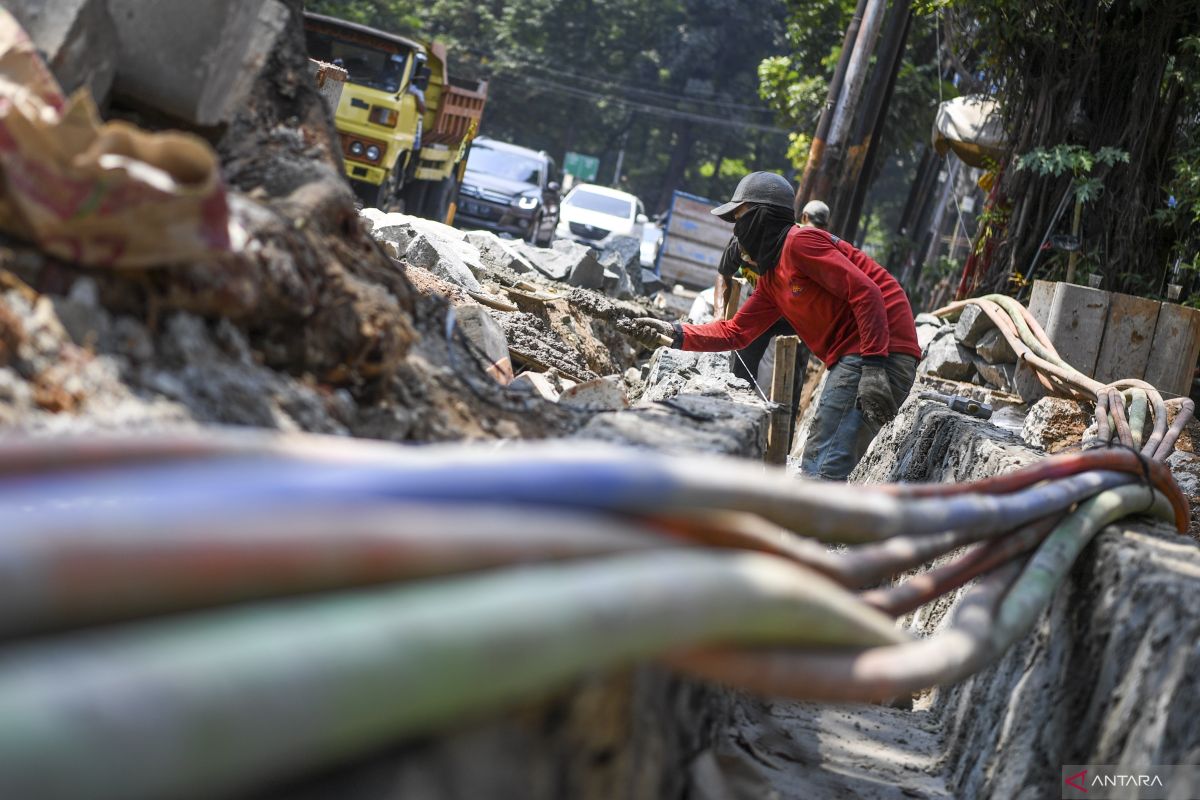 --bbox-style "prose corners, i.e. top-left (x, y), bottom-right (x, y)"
top-left (630, 317), bottom-right (682, 349)
top-left (857, 362), bottom-right (898, 427)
